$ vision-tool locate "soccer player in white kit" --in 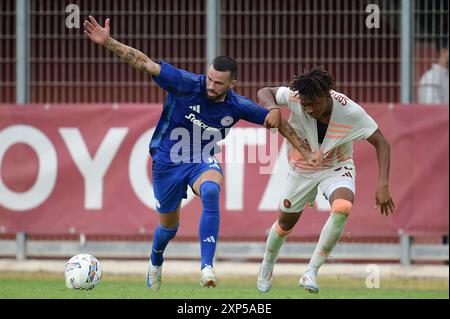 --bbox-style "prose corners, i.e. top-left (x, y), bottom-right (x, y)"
top-left (256, 68), bottom-right (396, 294)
